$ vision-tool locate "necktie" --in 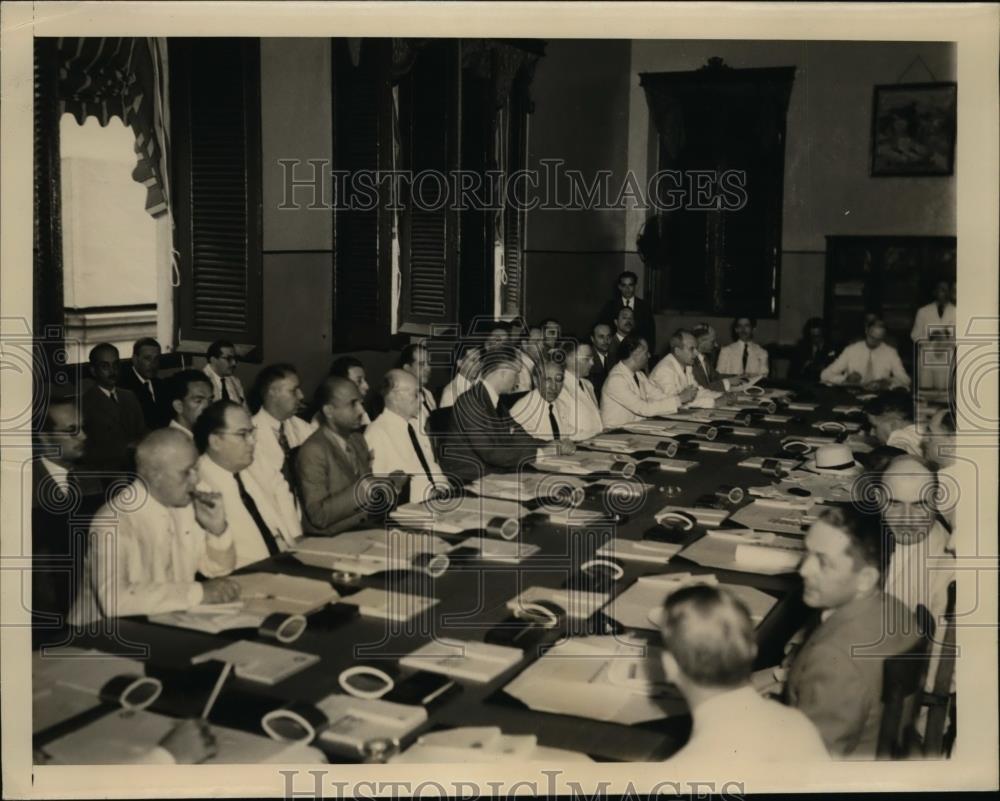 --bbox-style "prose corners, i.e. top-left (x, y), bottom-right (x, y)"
top-left (275, 423), bottom-right (297, 493)
top-left (863, 349), bottom-right (875, 384)
top-left (742, 343), bottom-right (749, 373)
top-left (234, 473), bottom-right (281, 556)
top-left (220, 380), bottom-right (231, 402)
top-left (407, 422), bottom-right (435, 485)
top-left (548, 402), bottom-right (562, 440)
top-left (108, 390), bottom-right (118, 404)
top-left (145, 380), bottom-right (156, 402)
